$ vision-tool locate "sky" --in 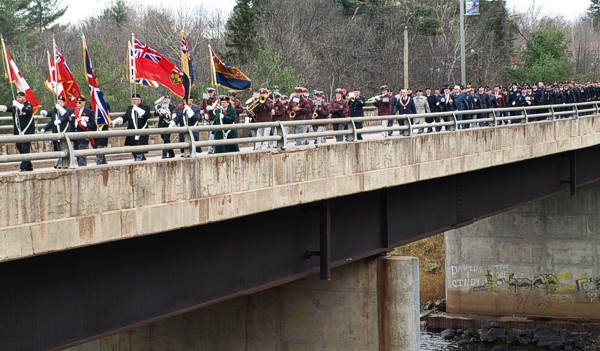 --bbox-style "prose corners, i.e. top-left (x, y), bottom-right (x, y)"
top-left (58, 0), bottom-right (591, 25)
